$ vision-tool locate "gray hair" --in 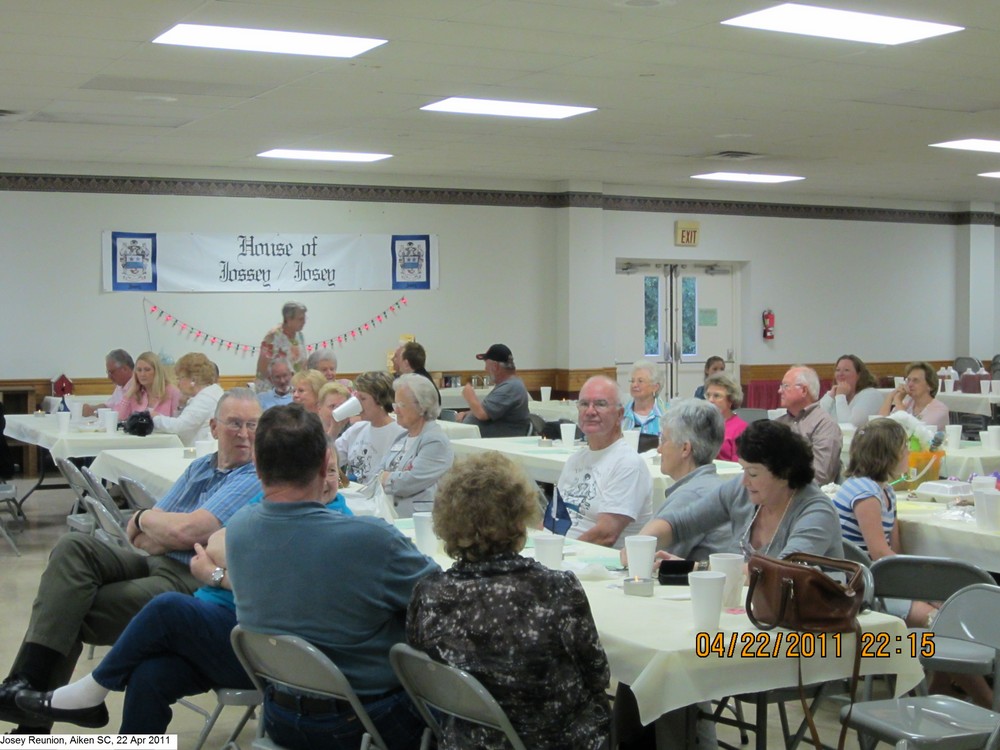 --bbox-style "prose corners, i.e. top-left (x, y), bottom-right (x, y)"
top-left (307, 350), bottom-right (338, 370)
top-left (789, 366), bottom-right (820, 401)
top-left (629, 360), bottom-right (663, 389)
top-left (106, 349), bottom-right (134, 370)
top-left (705, 372), bottom-right (744, 409)
top-left (395, 374), bottom-right (441, 421)
top-left (215, 387), bottom-right (260, 418)
top-left (661, 398), bottom-right (724, 466)
top-left (269, 358), bottom-right (292, 375)
top-left (281, 301), bottom-right (307, 321)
